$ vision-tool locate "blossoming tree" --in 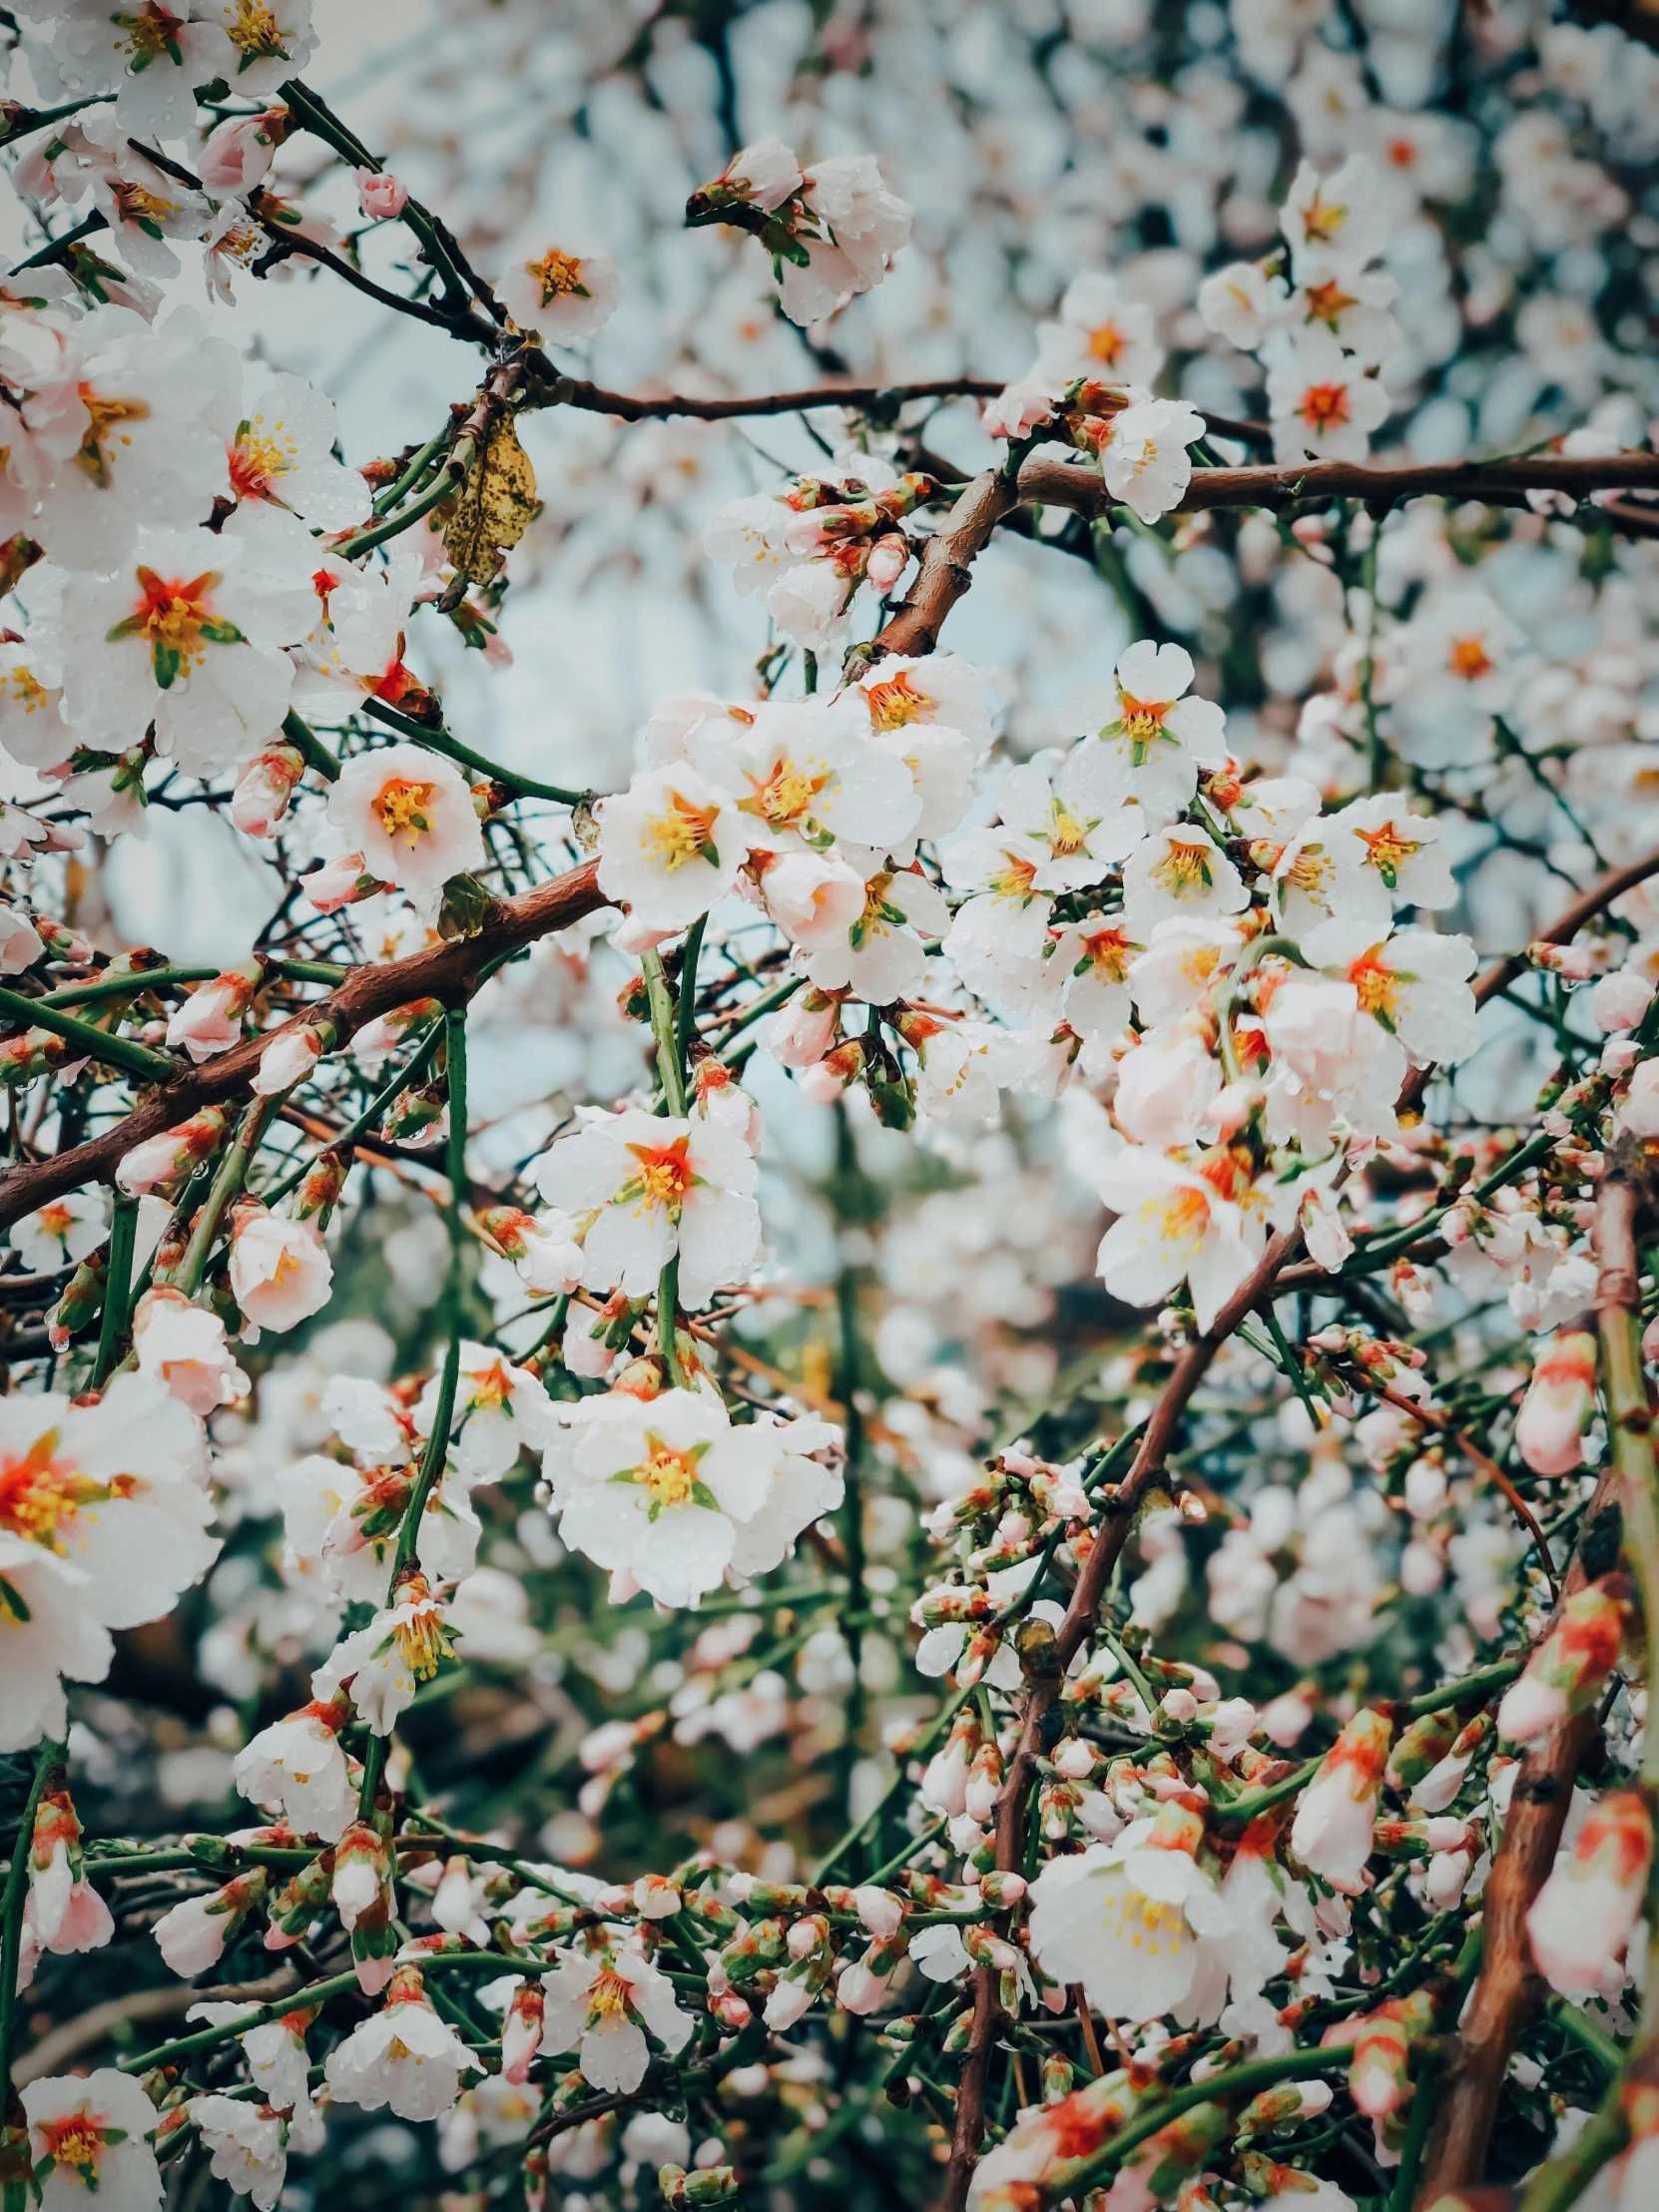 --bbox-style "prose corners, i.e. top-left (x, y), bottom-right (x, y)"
top-left (3, 4), bottom-right (1659, 2211)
